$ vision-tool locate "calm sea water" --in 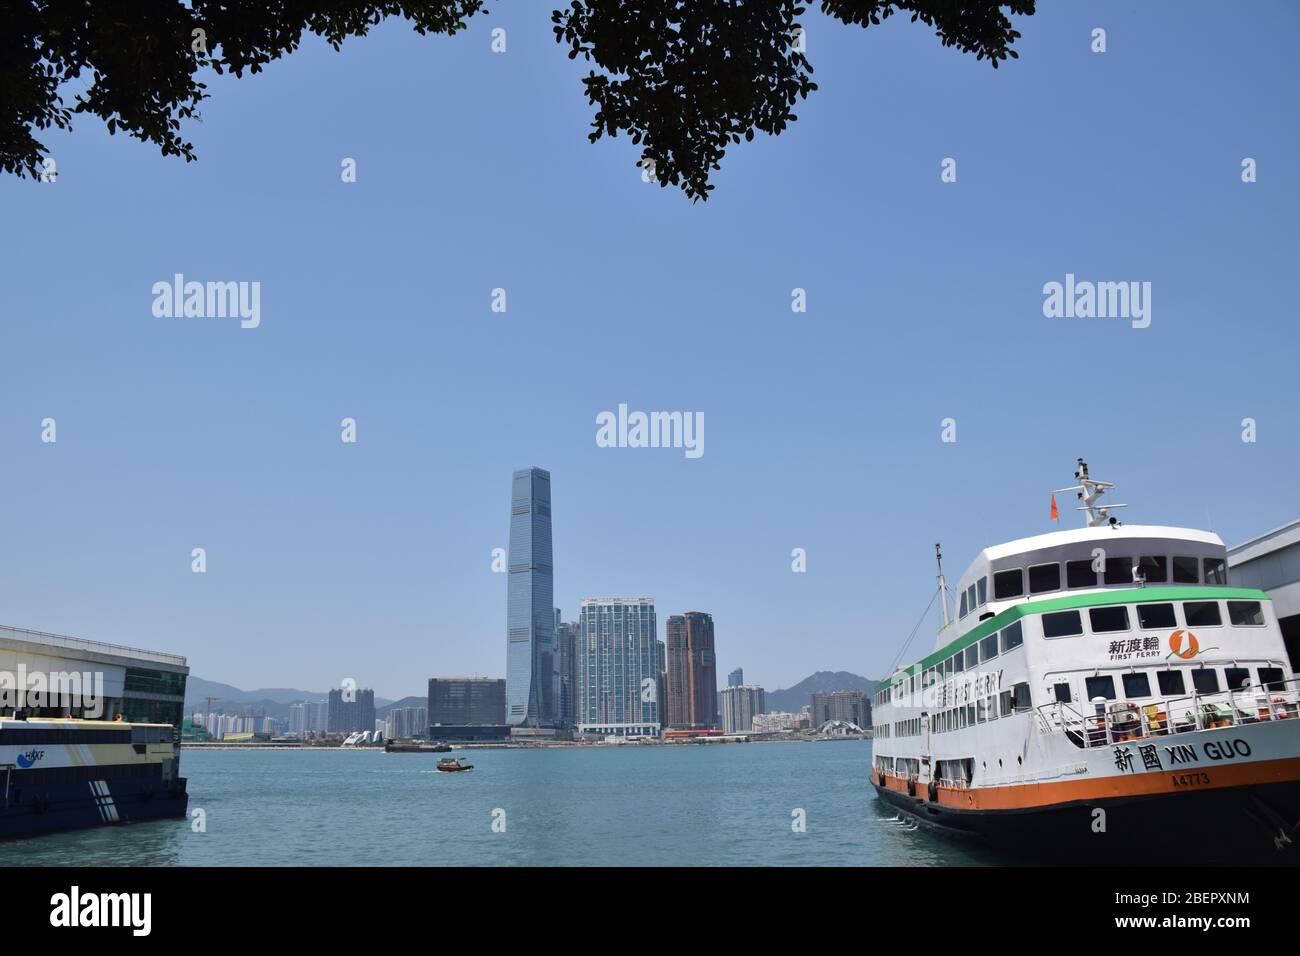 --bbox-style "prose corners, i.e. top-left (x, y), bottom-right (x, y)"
top-left (1, 741), bottom-right (1005, 866)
